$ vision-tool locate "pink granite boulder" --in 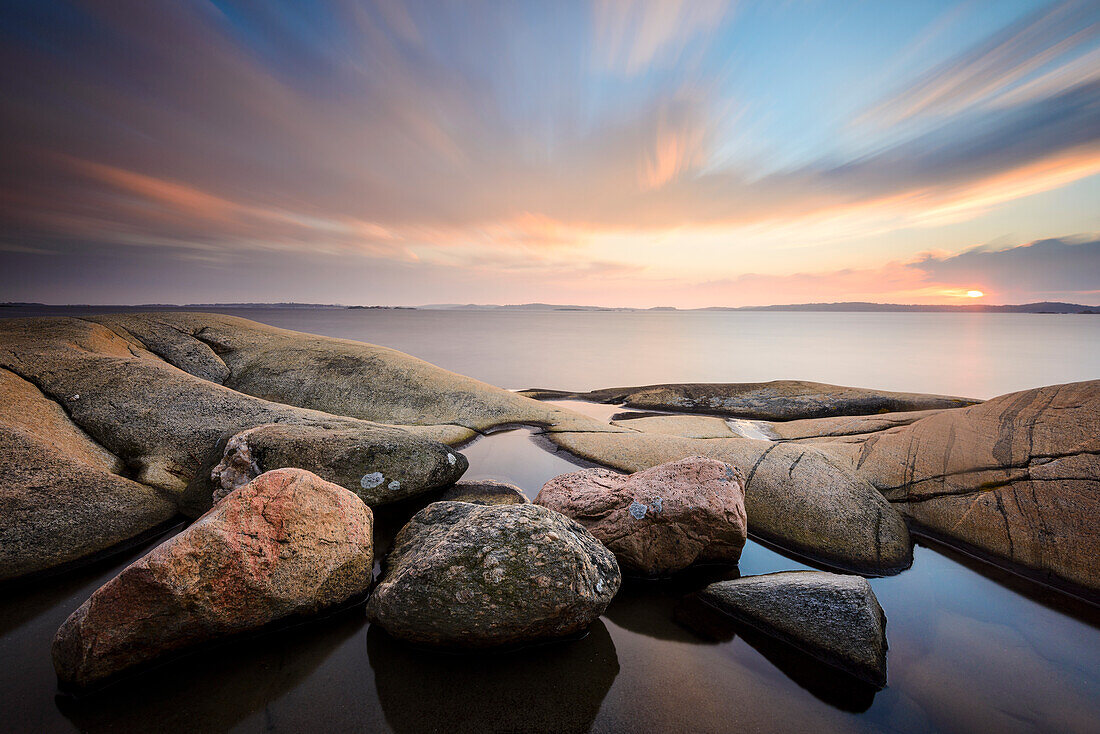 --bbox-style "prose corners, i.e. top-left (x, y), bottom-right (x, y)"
top-left (53, 468), bottom-right (374, 689)
top-left (535, 456), bottom-right (747, 576)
